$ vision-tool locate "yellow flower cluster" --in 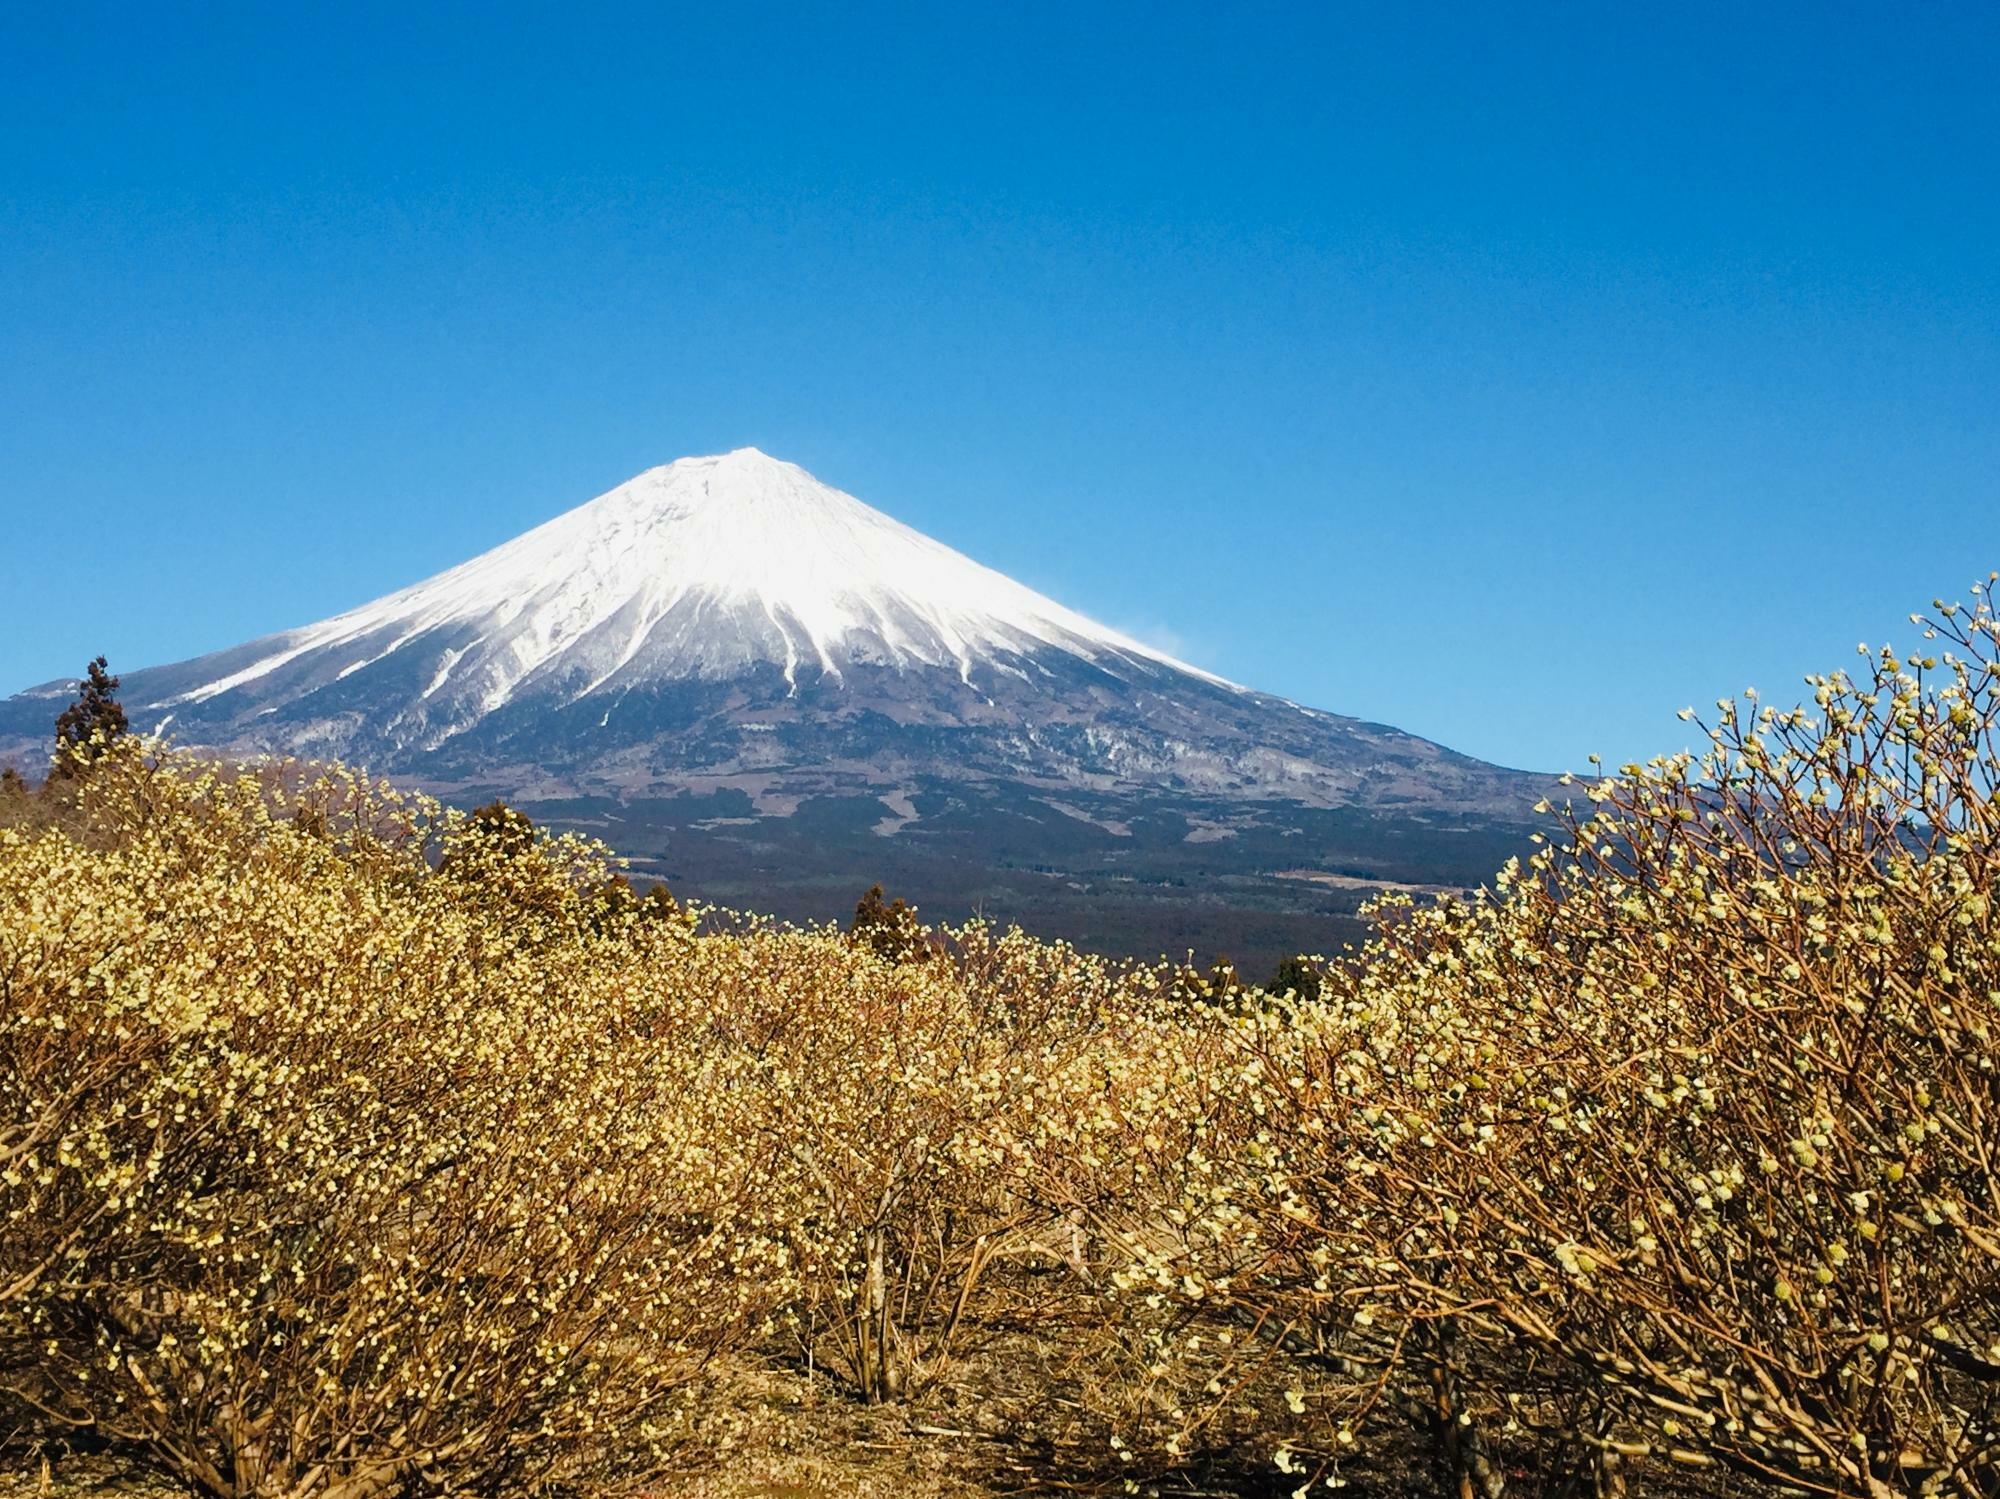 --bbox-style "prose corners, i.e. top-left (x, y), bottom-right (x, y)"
top-left (0, 747), bottom-right (1215, 1494)
top-left (4, 574), bottom-right (1998, 1498)
top-left (1057, 579), bottom-right (2000, 1495)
